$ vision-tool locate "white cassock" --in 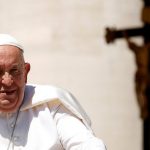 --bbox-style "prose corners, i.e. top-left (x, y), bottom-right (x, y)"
top-left (0, 84), bottom-right (106, 150)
